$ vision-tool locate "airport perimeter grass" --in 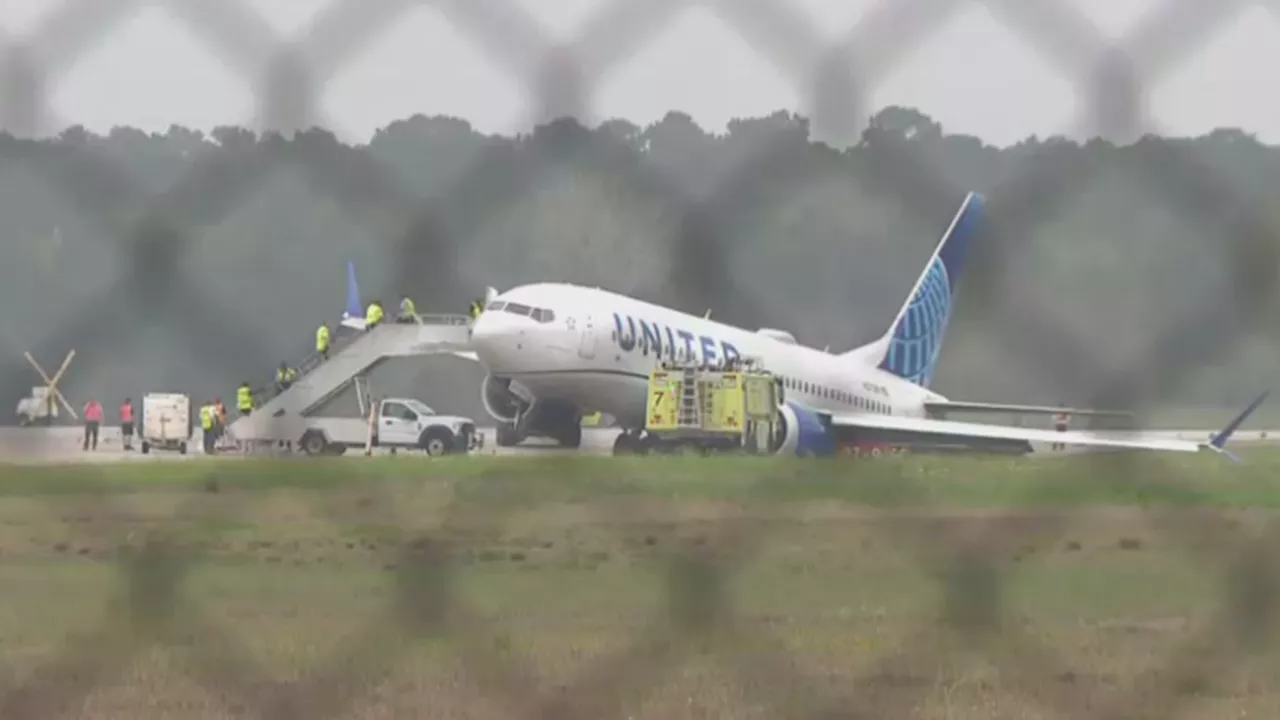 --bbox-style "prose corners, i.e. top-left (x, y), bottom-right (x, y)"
top-left (3, 452), bottom-right (1280, 717)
